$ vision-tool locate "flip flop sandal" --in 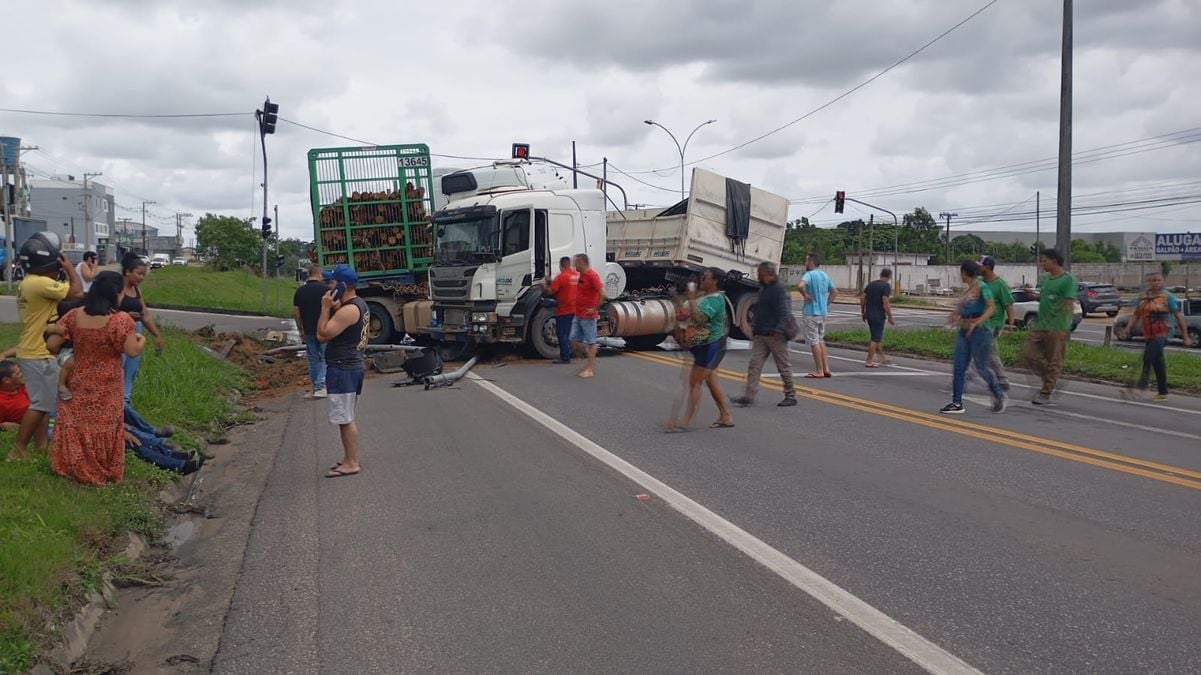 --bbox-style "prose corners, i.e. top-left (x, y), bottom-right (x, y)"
top-left (662, 425), bottom-right (696, 434)
top-left (325, 468), bottom-right (360, 478)
top-left (709, 422), bottom-right (736, 429)
top-left (804, 373), bottom-right (825, 378)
